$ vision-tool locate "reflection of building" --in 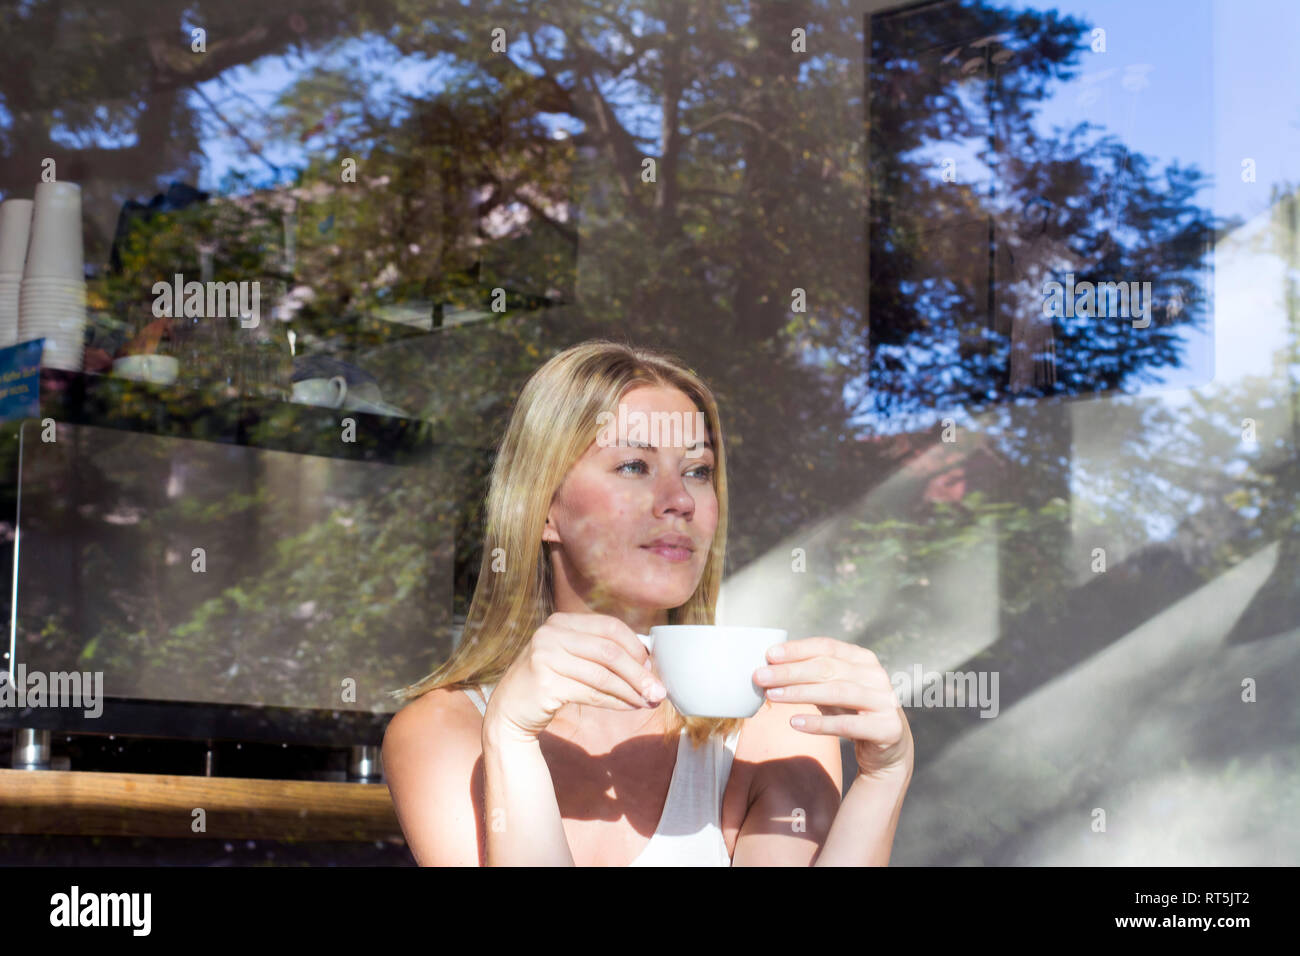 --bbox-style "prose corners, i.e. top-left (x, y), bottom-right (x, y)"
top-left (1206, 188), bottom-right (1299, 440)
